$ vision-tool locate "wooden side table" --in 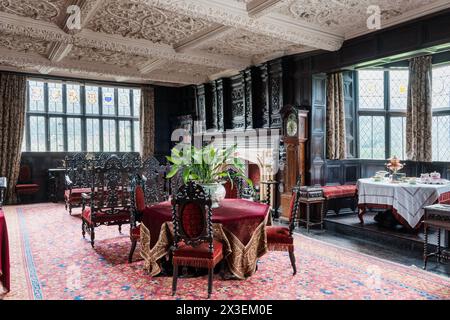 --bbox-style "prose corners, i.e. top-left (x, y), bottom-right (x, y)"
top-left (297, 197), bottom-right (325, 233)
top-left (423, 204), bottom-right (450, 270)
